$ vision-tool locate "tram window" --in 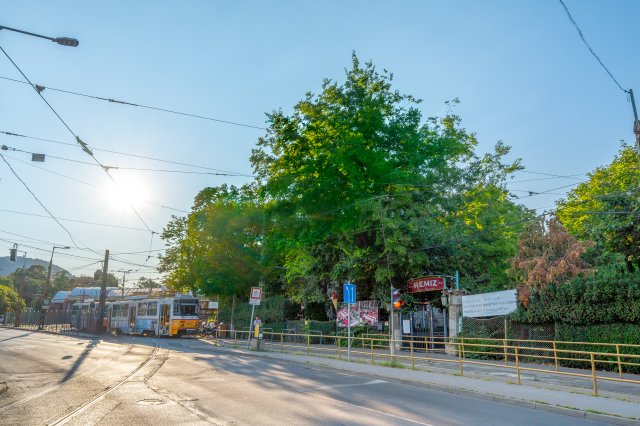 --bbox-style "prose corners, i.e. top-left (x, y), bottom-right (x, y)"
top-left (179, 303), bottom-right (197, 316)
top-left (138, 303), bottom-right (147, 316)
top-left (147, 302), bottom-right (158, 316)
top-left (173, 301), bottom-right (179, 315)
